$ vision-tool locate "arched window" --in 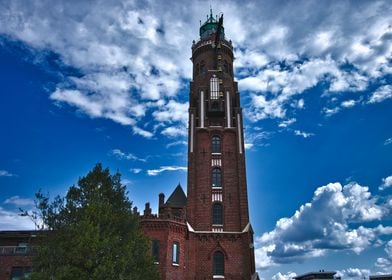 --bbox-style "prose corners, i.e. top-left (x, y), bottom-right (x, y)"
top-left (210, 75), bottom-right (219, 99)
top-left (212, 168), bottom-right (221, 188)
top-left (212, 203), bottom-right (223, 225)
top-left (213, 251), bottom-right (224, 276)
top-left (212, 136), bottom-right (221, 153)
